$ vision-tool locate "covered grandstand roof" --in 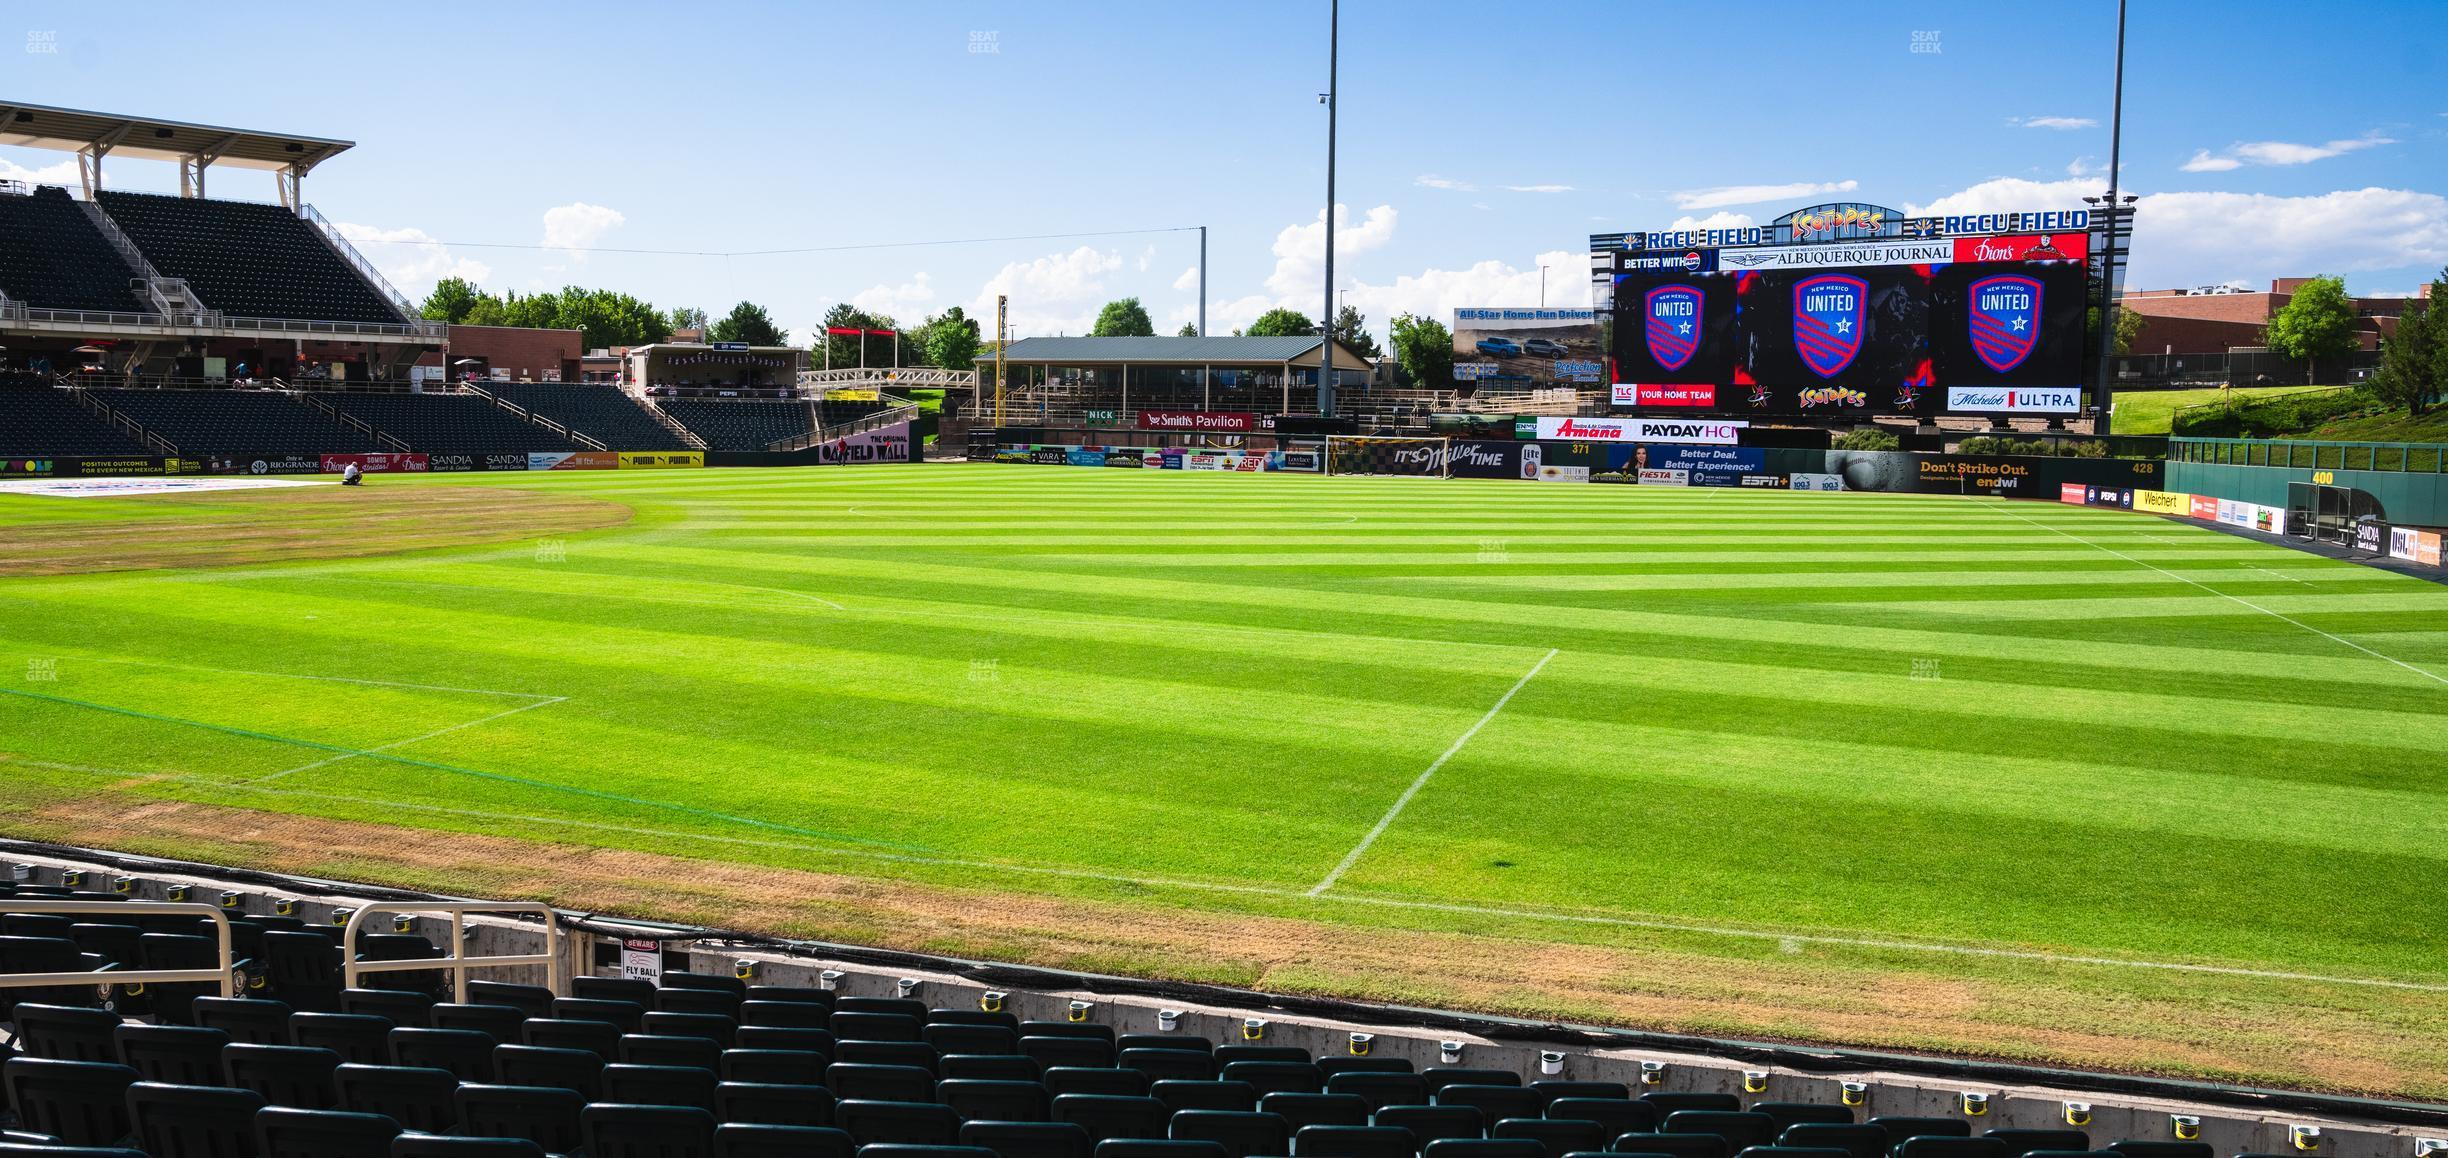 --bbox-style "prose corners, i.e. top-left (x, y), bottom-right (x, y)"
top-left (979, 336), bottom-right (1372, 368)
top-left (0, 100), bottom-right (352, 170)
